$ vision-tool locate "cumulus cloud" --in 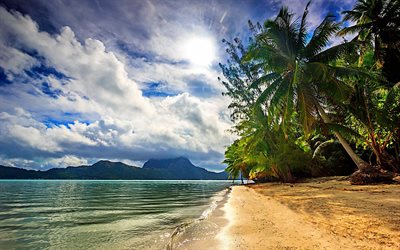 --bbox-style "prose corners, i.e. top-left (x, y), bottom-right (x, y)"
top-left (0, 6), bottom-right (233, 170)
top-left (0, 0), bottom-right (356, 171)
top-left (0, 7), bottom-right (153, 117)
top-left (0, 155), bottom-right (88, 170)
top-left (0, 108), bottom-right (96, 153)
top-left (0, 44), bottom-right (39, 80)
